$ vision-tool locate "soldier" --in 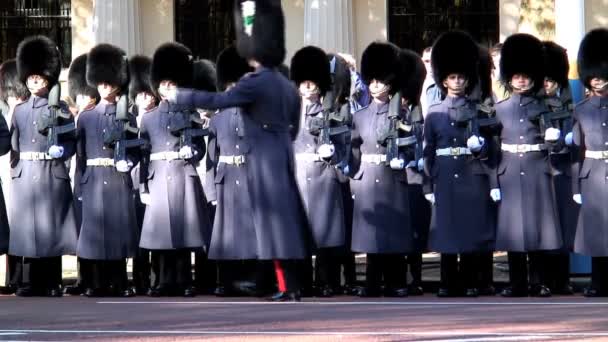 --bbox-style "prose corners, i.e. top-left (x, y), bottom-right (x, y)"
top-left (11, 36), bottom-right (78, 297)
top-left (139, 42), bottom-right (211, 297)
top-left (76, 44), bottom-right (139, 297)
top-left (571, 28), bottom-right (608, 297)
top-left (166, 0), bottom-right (311, 302)
top-left (494, 34), bottom-right (562, 297)
top-left (424, 31), bottom-right (498, 297)
top-left (349, 41), bottom-right (414, 297)
top-left (540, 41), bottom-right (577, 295)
